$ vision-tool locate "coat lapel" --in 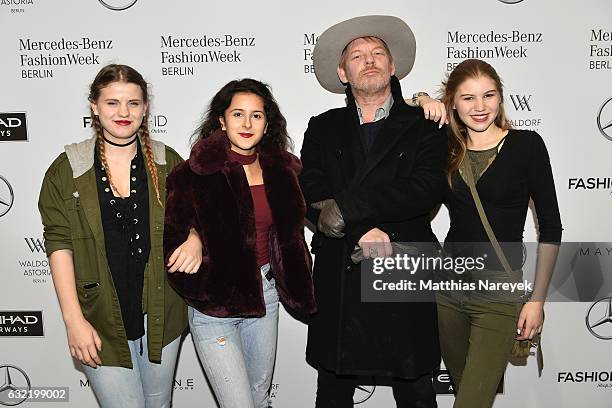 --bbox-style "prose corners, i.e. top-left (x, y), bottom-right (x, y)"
top-left (73, 169), bottom-right (106, 255)
top-left (339, 107), bottom-right (365, 185)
